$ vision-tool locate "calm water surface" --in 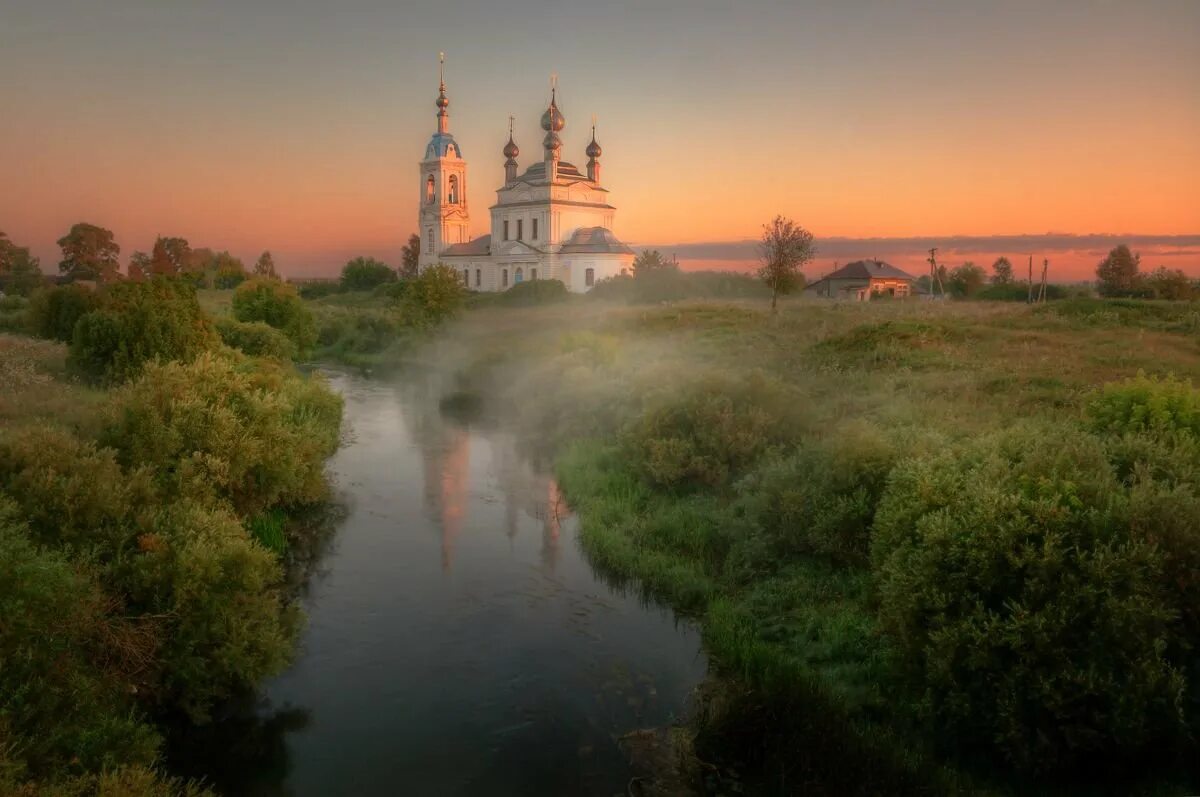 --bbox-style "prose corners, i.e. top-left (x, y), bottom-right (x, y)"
top-left (182, 368), bottom-right (706, 796)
